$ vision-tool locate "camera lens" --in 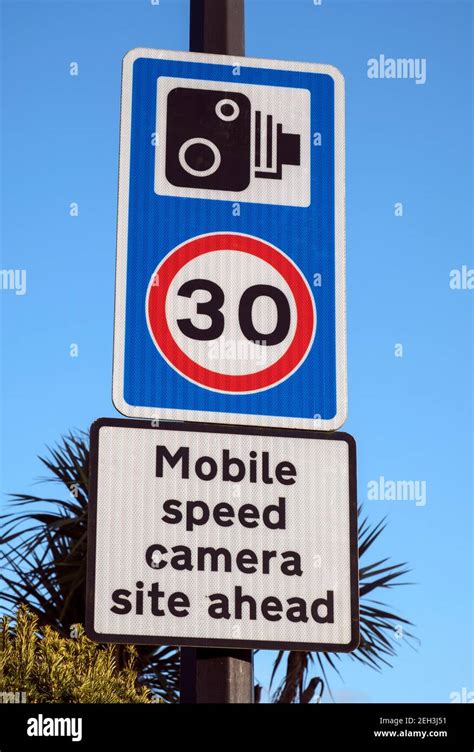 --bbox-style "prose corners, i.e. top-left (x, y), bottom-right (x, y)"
top-left (165, 87), bottom-right (251, 191)
top-left (178, 137), bottom-right (222, 177)
top-left (215, 98), bottom-right (240, 122)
